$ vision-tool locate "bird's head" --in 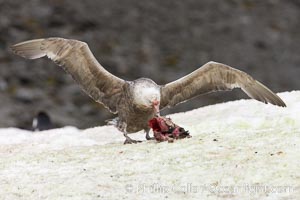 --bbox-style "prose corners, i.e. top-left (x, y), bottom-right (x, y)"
top-left (132, 79), bottom-right (161, 115)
